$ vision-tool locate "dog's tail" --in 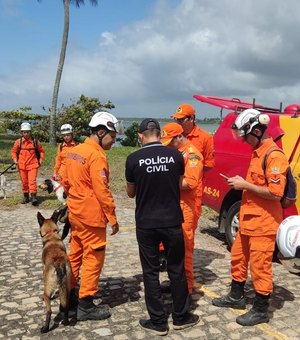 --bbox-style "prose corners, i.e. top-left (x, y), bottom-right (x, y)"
top-left (54, 263), bottom-right (70, 313)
